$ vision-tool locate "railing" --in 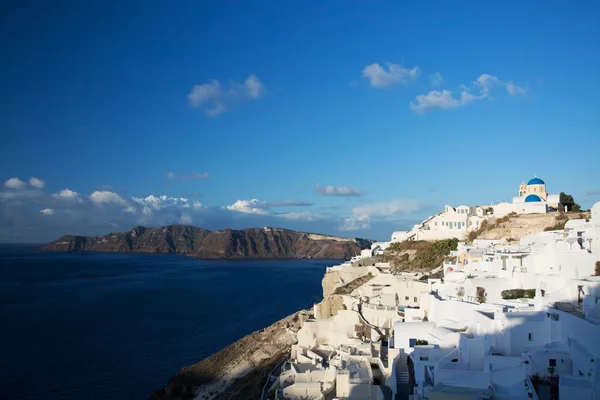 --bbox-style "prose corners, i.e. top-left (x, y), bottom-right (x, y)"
top-left (362, 303), bottom-right (398, 311)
